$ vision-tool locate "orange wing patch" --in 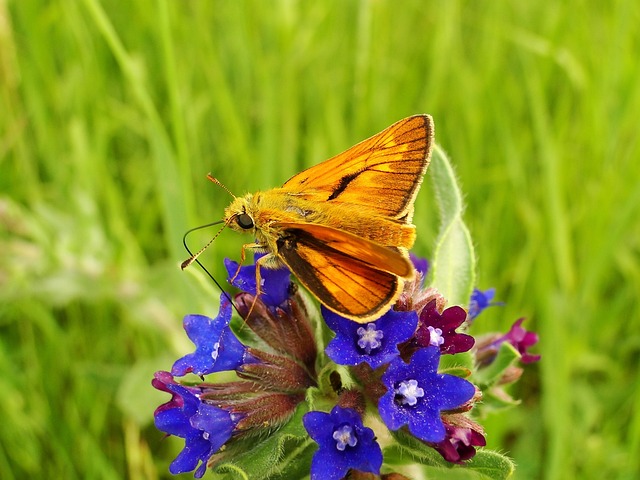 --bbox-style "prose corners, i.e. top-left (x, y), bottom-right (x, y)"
top-left (281, 115), bottom-right (433, 220)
